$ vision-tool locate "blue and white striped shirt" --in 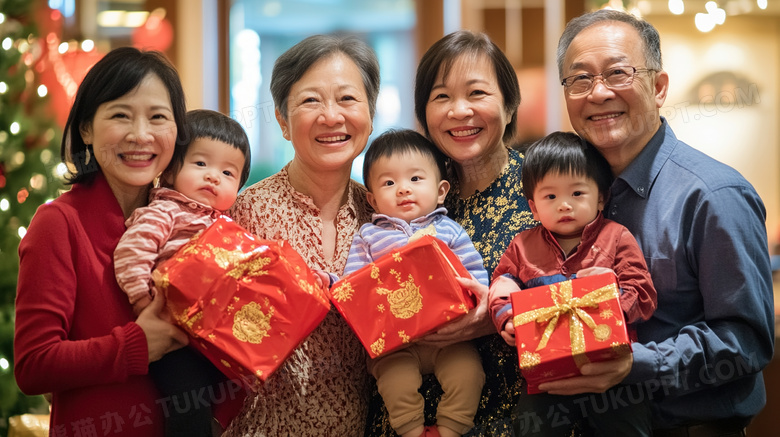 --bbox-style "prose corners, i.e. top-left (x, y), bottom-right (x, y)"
top-left (342, 207), bottom-right (489, 286)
